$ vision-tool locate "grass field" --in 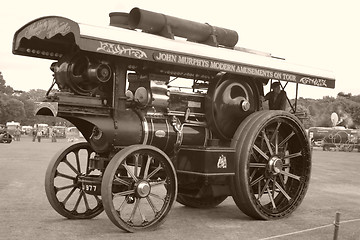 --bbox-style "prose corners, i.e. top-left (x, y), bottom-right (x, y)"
top-left (0, 136), bottom-right (359, 239)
